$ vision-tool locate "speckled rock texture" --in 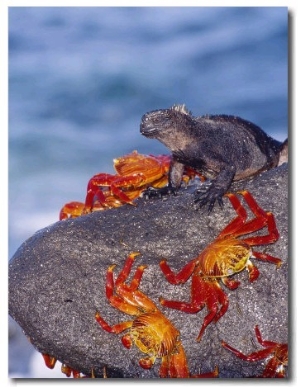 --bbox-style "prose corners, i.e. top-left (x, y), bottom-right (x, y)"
top-left (9, 163), bottom-right (288, 378)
